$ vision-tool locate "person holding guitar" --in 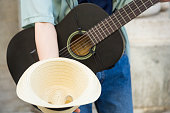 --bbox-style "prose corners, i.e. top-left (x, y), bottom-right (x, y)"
top-left (19, 0), bottom-right (170, 113)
